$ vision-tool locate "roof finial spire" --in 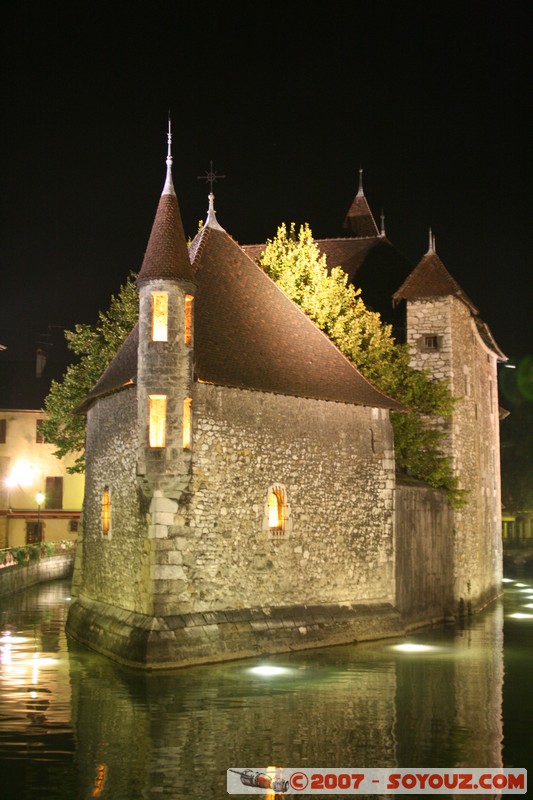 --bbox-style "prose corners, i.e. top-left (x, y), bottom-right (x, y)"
top-left (163, 113), bottom-right (175, 196)
top-left (357, 165), bottom-right (364, 196)
top-left (204, 191), bottom-right (225, 231)
top-left (426, 227), bottom-right (435, 254)
top-left (380, 208), bottom-right (386, 237)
